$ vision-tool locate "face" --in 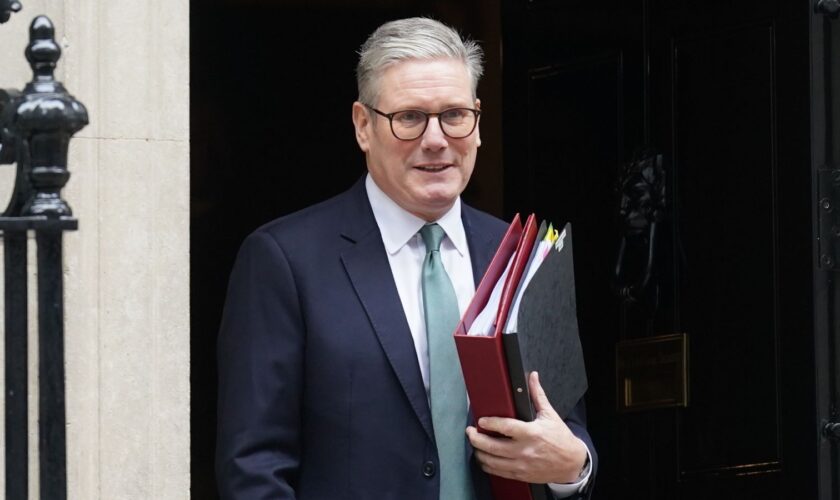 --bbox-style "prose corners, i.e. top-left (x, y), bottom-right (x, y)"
top-left (352, 58), bottom-right (481, 222)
